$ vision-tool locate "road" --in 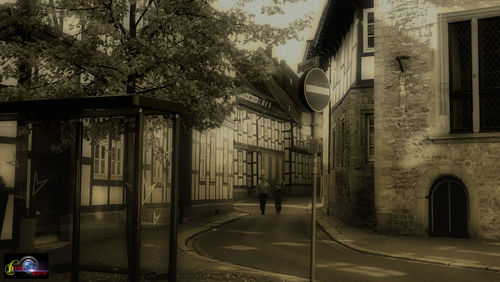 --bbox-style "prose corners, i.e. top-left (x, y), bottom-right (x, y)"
top-left (194, 199), bottom-right (500, 282)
